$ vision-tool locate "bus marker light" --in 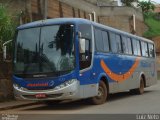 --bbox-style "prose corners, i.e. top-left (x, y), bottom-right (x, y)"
top-left (93, 73), bottom-right (96, 76)
top-left (79, 74), bottom-right (83, 76)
